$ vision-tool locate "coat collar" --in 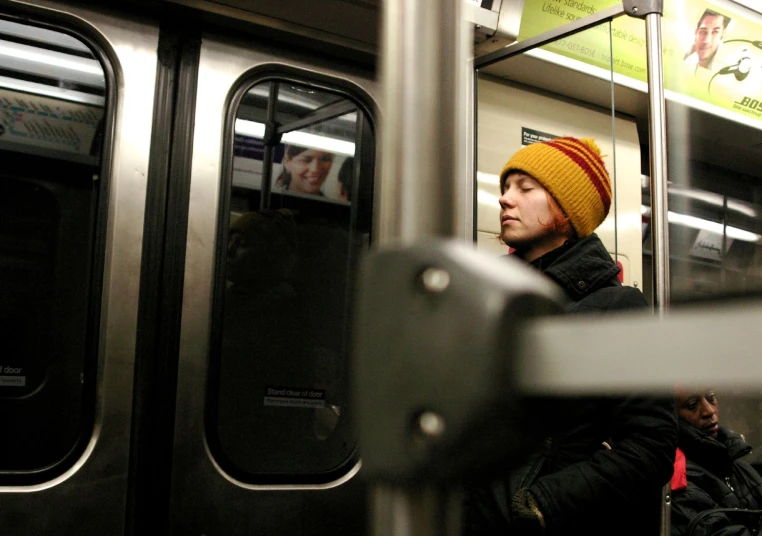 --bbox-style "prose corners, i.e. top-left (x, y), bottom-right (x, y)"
top-left (678, 420), bottom-right (751, 473)
top-left (528, 233), bottom-right (621, 300)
